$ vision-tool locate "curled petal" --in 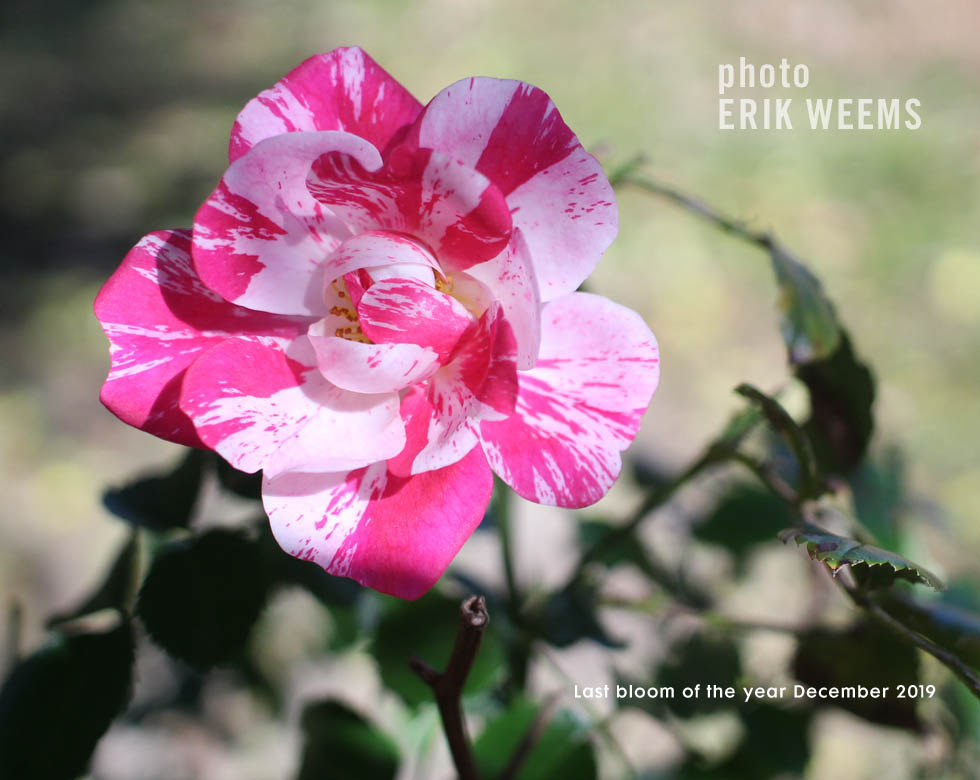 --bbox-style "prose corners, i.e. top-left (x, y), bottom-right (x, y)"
top-left (263, 445), bottom-right (492, 599)
top-left (94, 229), bottom-right (307, 447)
top-left (479, 293), bottom-right (659, 508)
top-left (321, 230), bottom-right (440, 284)
top-left (179, 338), bottom-right (404, 476)
top-left (193, 131), bottom-right (380, 316)
top-left (308, 325), bottom-right (439, 394)
top-left (229, 47), bottom-right (422, 162)
top-left (404, 77), bottom-right (617, 300)
top-left (356, 277), bottom-right (474, 362)
top-left (307, 146), bottom-right (511, 270)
